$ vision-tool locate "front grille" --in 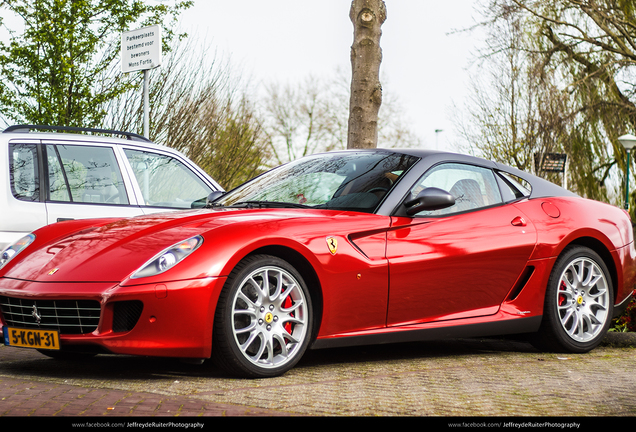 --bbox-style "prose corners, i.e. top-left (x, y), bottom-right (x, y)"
top-left (0, 296), bottom-right (101, 335)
